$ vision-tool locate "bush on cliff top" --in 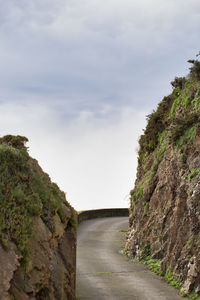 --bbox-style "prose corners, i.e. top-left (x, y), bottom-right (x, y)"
top-left (0, 135), bottom-right (74, 264)
top-left (138, 59), bottom-right (200, 165)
